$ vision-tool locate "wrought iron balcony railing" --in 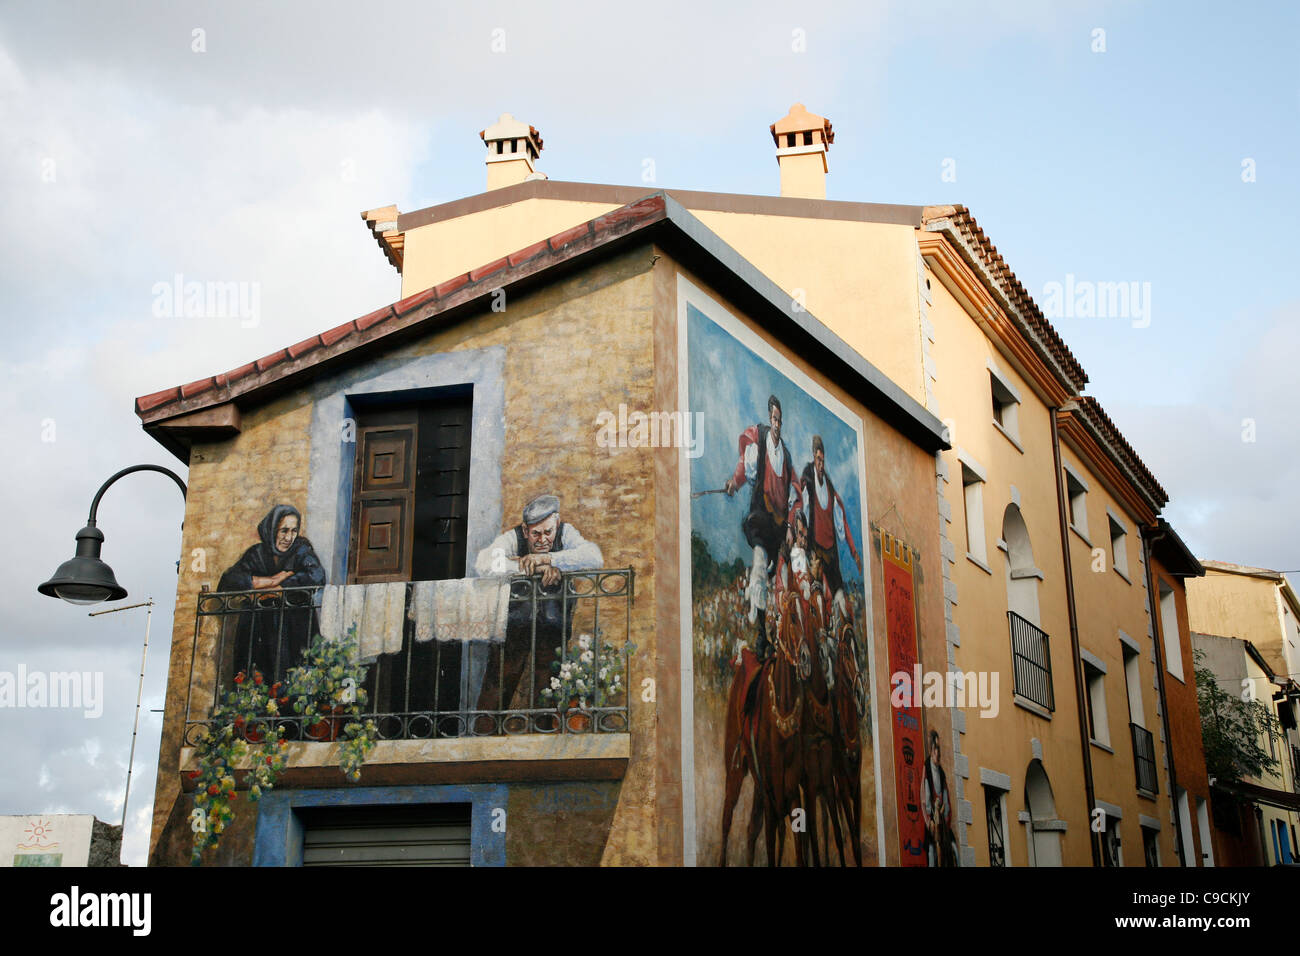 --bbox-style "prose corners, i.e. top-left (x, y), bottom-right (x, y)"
top-left (1130, 722), bottom-right (1158, 795)
top-left (1008, 610), bottom-right (1054, 712)
top-left (182, 569), bottom-right (634, 747)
